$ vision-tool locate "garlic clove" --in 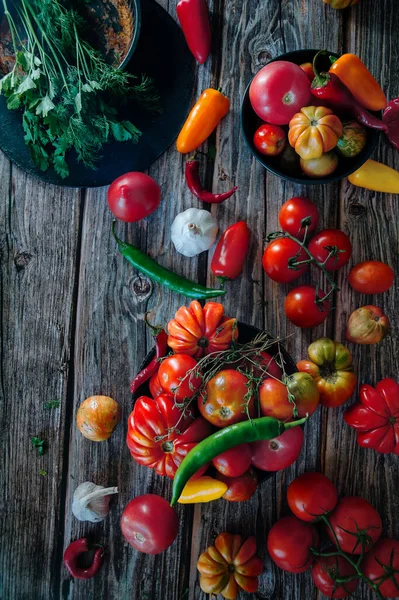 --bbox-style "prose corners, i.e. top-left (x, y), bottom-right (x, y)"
top-left (72, 482), bottom-right (119, 523)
